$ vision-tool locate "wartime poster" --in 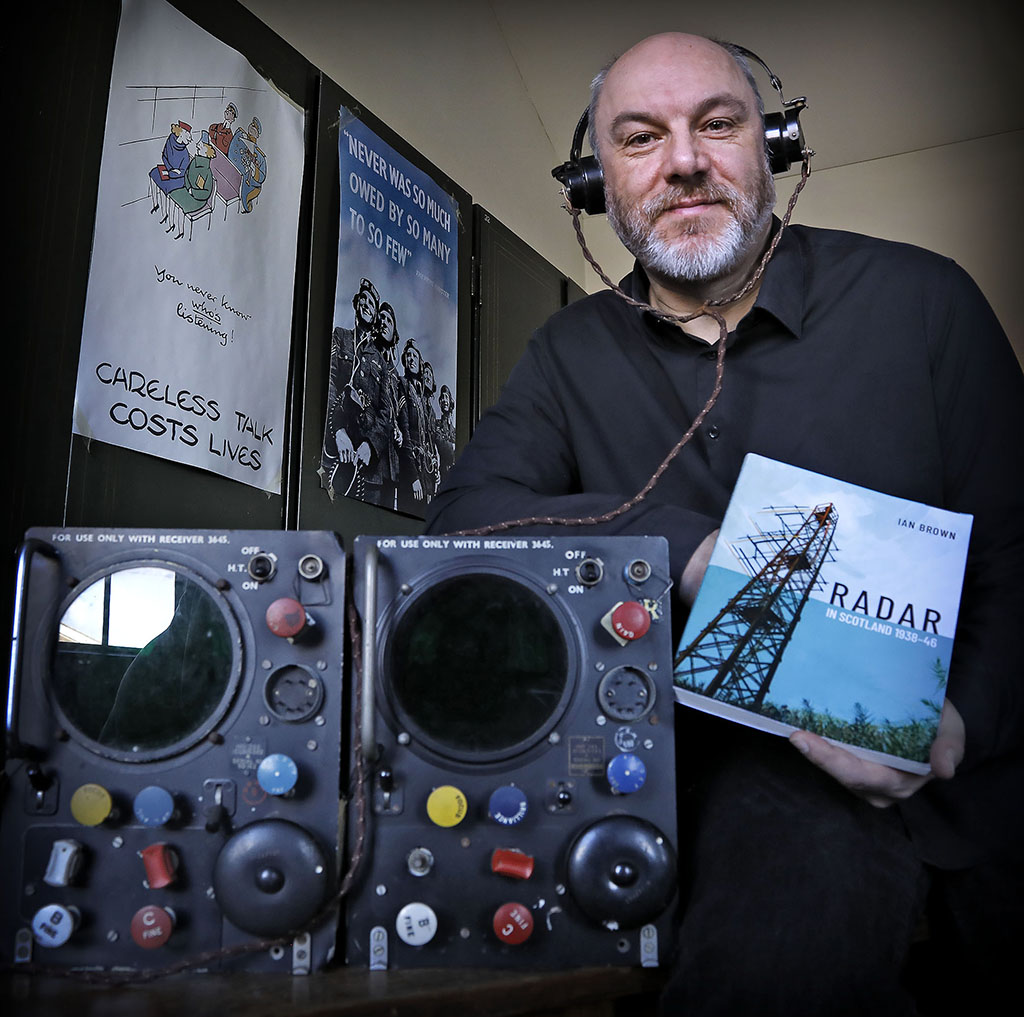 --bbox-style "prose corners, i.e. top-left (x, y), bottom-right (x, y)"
top-left (73, 0), bottom-right (305, 494)
top-left (321, 109), bottom-right (459, 518)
